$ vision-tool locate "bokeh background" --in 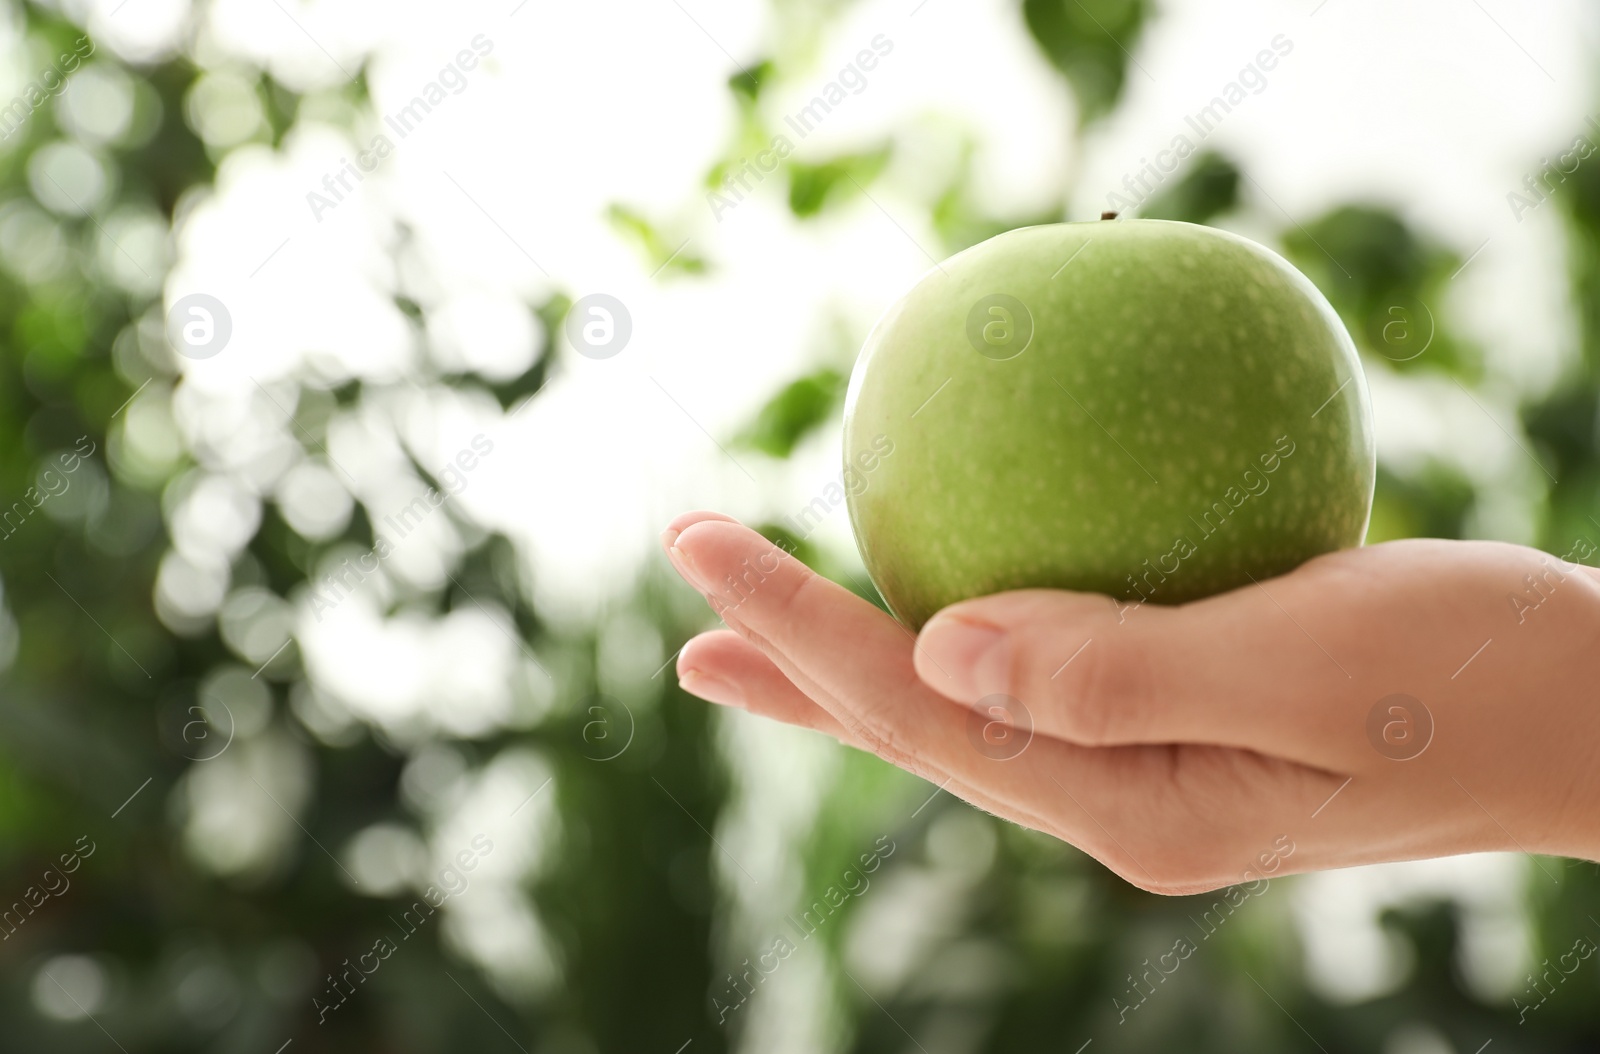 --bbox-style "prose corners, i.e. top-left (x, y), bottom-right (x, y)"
top-left (1, 0), bottom-right (1598, 1050)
